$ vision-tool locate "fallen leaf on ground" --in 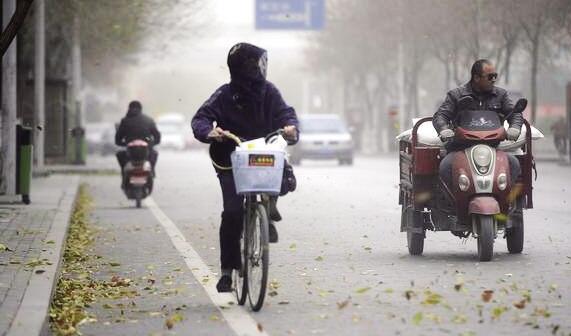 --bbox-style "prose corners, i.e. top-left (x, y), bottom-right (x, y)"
top-left (355, 287), bottom-right (371, 294)
top-left (337, 299), bottom-right (350, 309)
top-left (452, 314), bottom-right (468, 324)
top-left (422, 290), bottom-right (442, 305)
top-left (513, 300), bottom-right (526, 309)
top-left (165, 313), bottom-right (184, 329)
top-left (491, 306), bottom-right (508, 320)
top-left (404, 290), bottom-right (416, 300)
top-left (481, 290), bottom-right (494, 302)
top-left (412, 312), bottom-right (423, 325)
